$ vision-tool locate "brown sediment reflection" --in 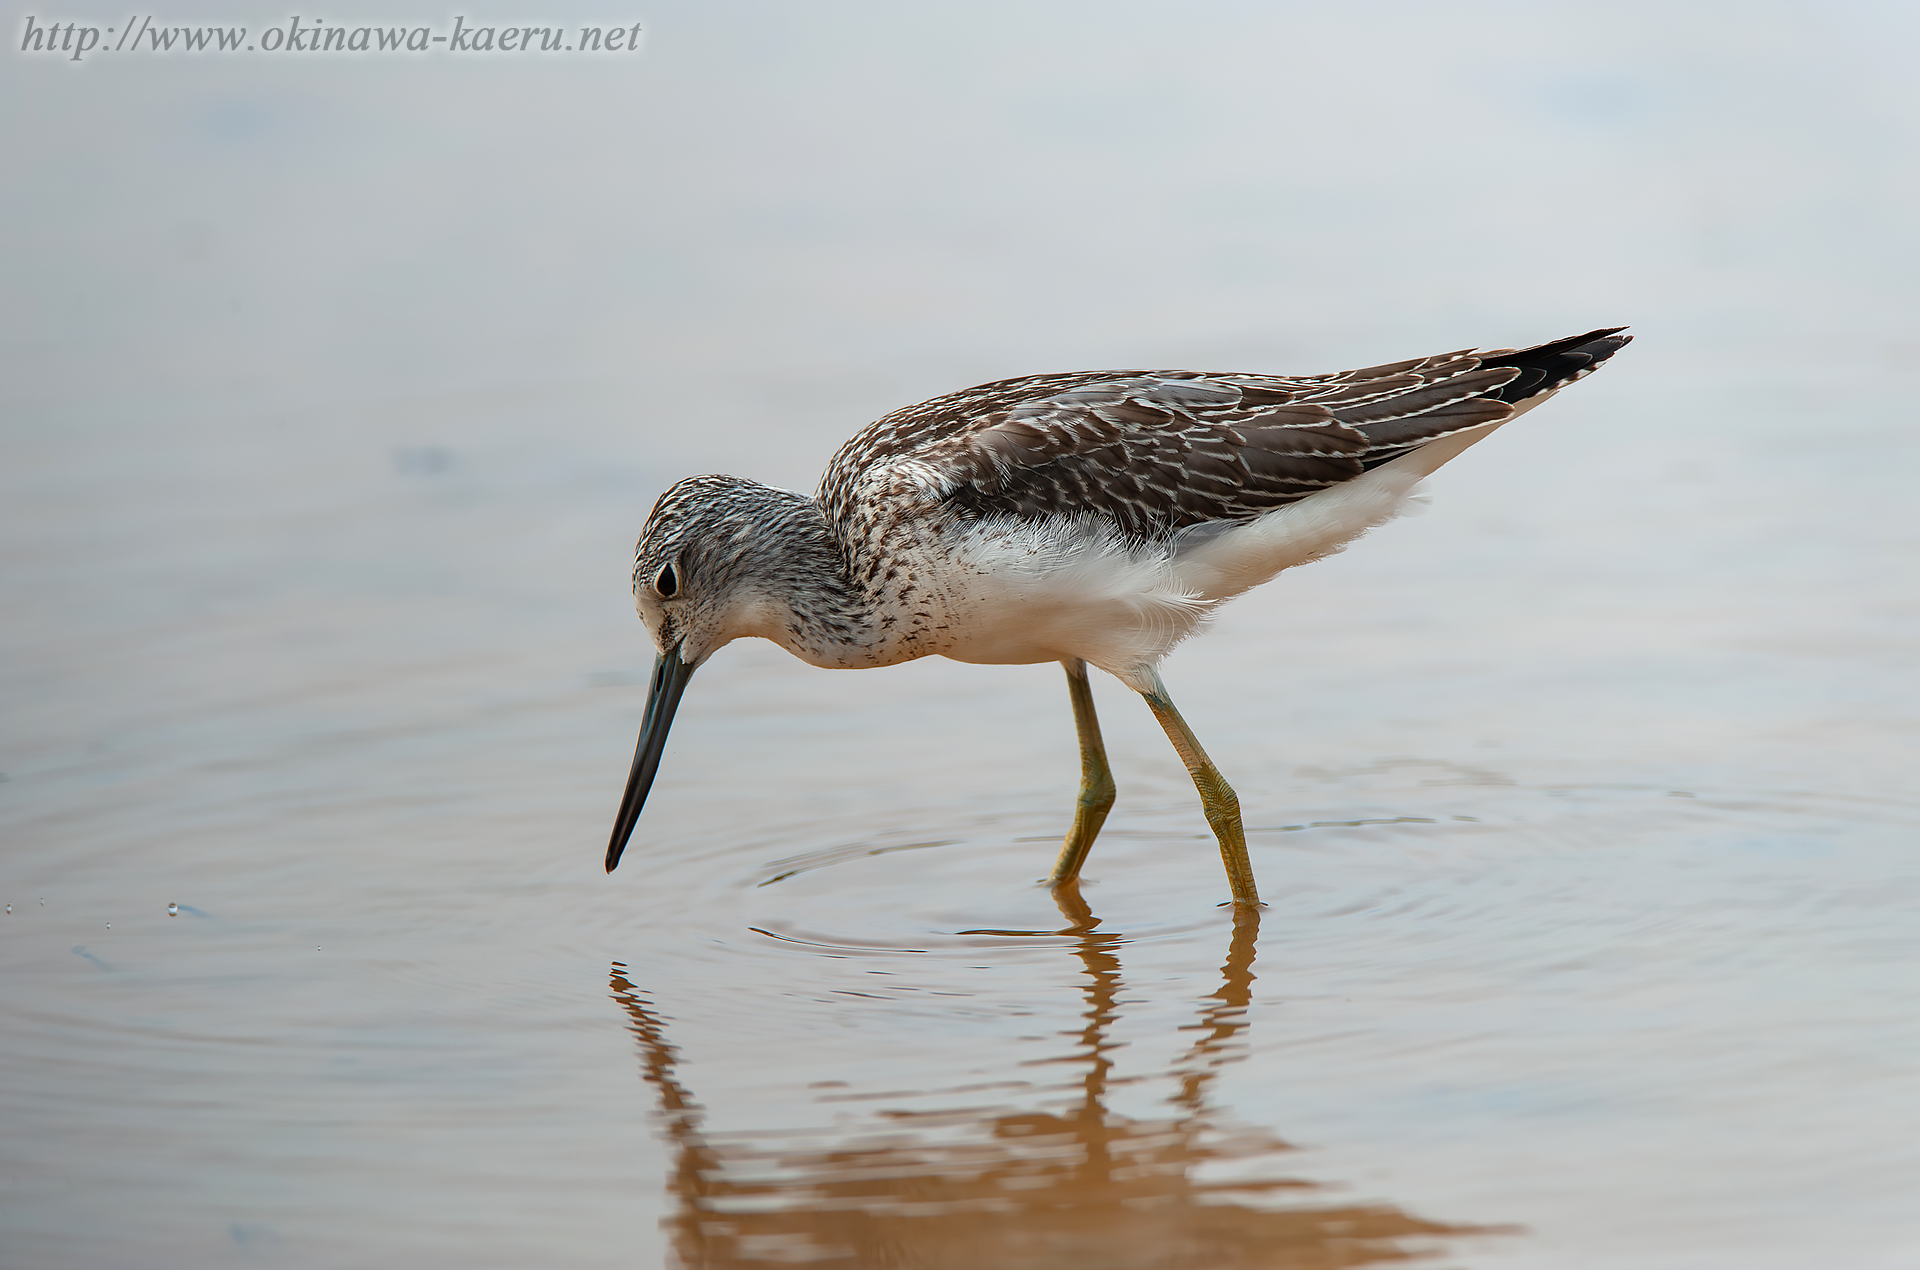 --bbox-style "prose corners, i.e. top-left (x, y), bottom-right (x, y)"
top-left (609, 890), bottom-right (1516, 1269)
